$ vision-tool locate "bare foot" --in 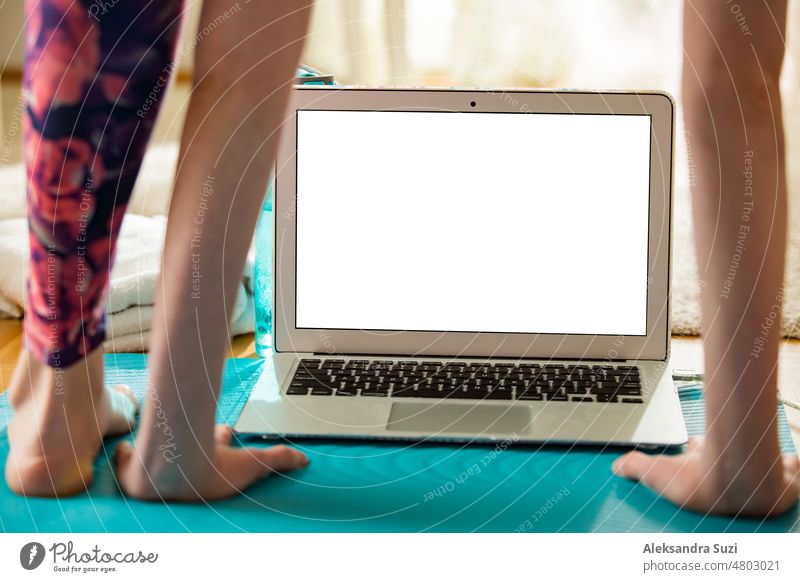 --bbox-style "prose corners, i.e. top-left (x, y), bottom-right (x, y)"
top-left (116, 425), bottom-right (309, 501)
top-left (613, 437), bottom-right (800, 518)
top-left (4, 348), bottom-right (139, 497)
